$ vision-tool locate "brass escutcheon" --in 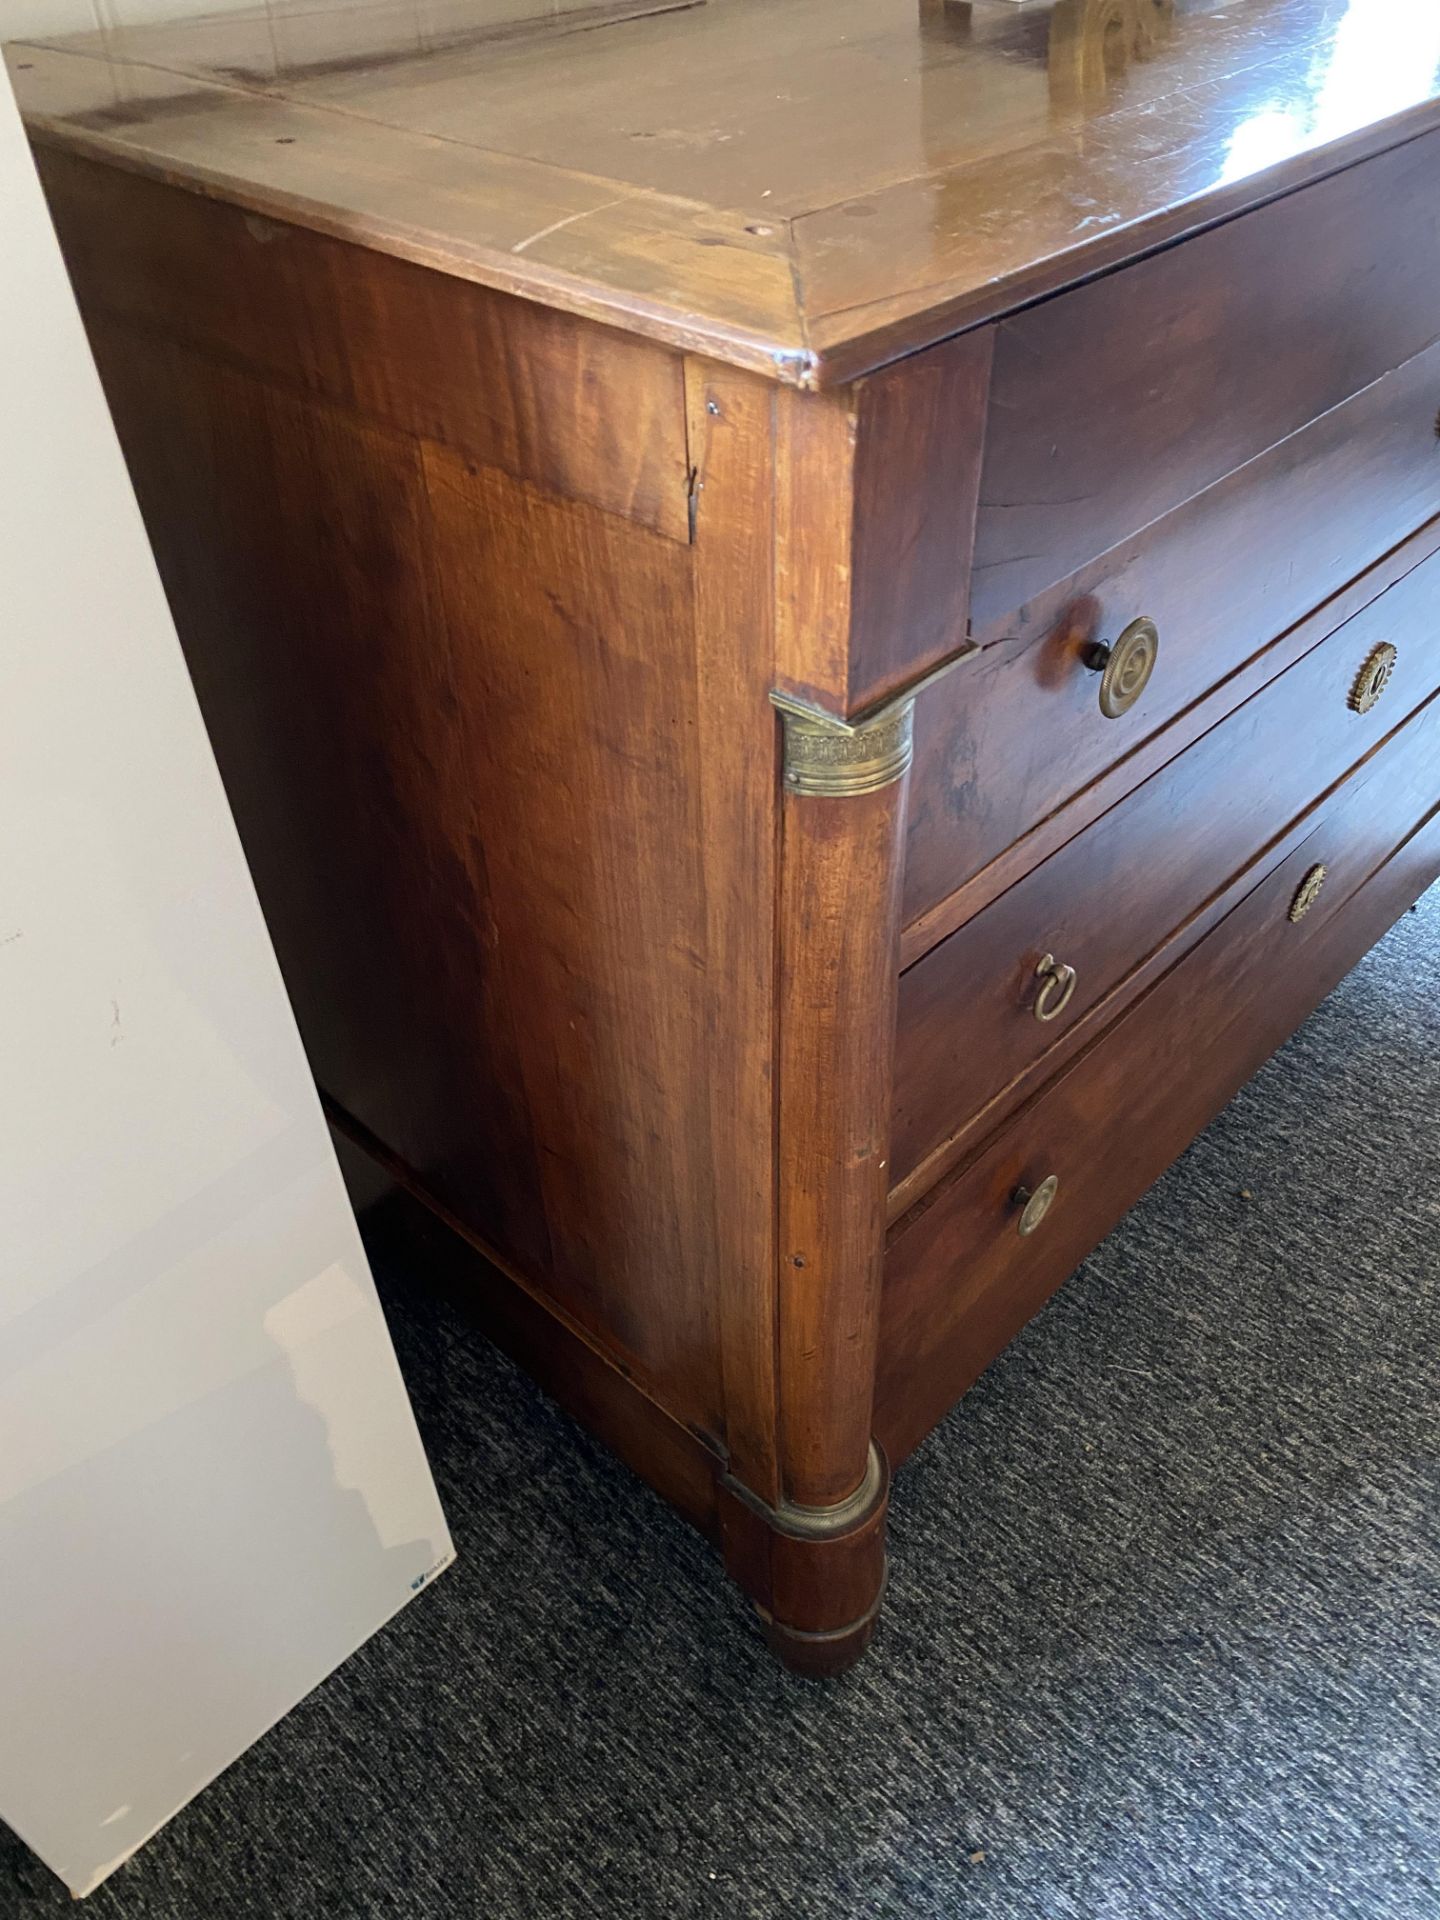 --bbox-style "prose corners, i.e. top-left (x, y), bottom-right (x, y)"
top-left (1084, 616), bottom-right (1159, 719)
top-left (1289, 863), bottom-right (1327, 923)
top-left (1013, 1174), bottom-right (1060, 1237)
top-left (1348, 643), bottom-right (1398, 715)
top-left (1033, 952), bottom-right (1079, 1023)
